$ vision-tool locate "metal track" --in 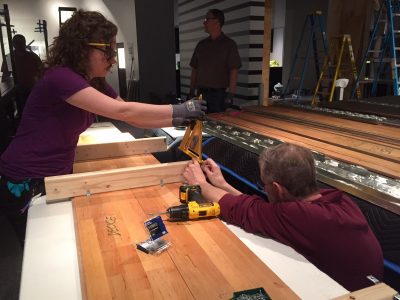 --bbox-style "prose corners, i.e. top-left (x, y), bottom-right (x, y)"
top-left (203, 120), bottom-right (400, 215)
top-left (276, 102), bottom-right (400, 127)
